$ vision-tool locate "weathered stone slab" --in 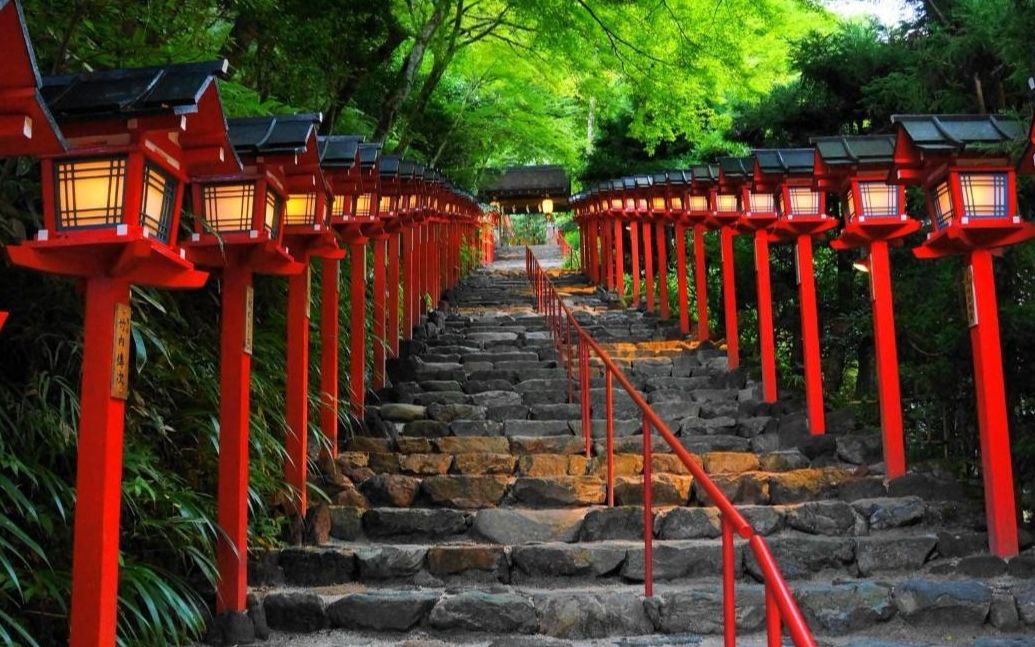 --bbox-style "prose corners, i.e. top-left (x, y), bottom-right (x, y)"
top-left (510, 476), bottom-right (606, 506)
top-left (856, 535), bottom-right (937, 576)
top-left (783, 500), bottom-right (862, 536)
top-left (263, 592), bottom-right (327, 633)
top-left (421, 475), bottom-right (510, 508)
top-left (473, 508), bottom-right (585, 543)
top-left (614, 474), bottom-right (693, 506)
top-left (379, 403), bottom-right (428, 422)
top-left (362, 508), bottom-right (468, 539)
top-left (656, 507), bottom-right (722, 540)
top-left (452, 452), bottom-right (517, 475)
top-left (894, 578), bottom-right (991, 625)
top-left (326, 591), bottom-right (440, 631)
top-left (358, 474), bottom-right (420, 507)
top-left (644, 587), bottom-right (766, 634)
top-left (353, 545), bottom-right (426, 579)
top-left (277, 547), bottom-right (355, 586)
top-left (852, 497), bottom-right (925, 530)
top-left (505, 420), bottom-right (572, 437)
top-left (511, 543), bottom-right (627, 578)
top-left (536, 591), bottom-right (654, 639)
top-left (623, 541), bottom-right (737, 581)
top-left (580, 506), bottom-right (645, 541)
top-left (427, 544), bottom-right (507, 577)
top-left (744, 534), bottom-right (854, 580)
top-left (428, 592), bottom-right (537, 633)
top-left (795, 582), bottom-right (895, 634)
